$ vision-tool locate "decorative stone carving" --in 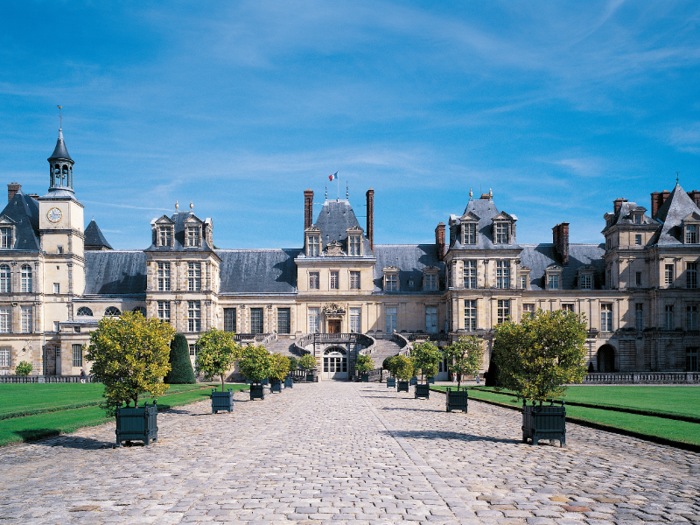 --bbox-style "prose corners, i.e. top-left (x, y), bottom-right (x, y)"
top-left (322, 303), bottom-right (346, 318)
top-left (325, 240), bottom-right (344, 256)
